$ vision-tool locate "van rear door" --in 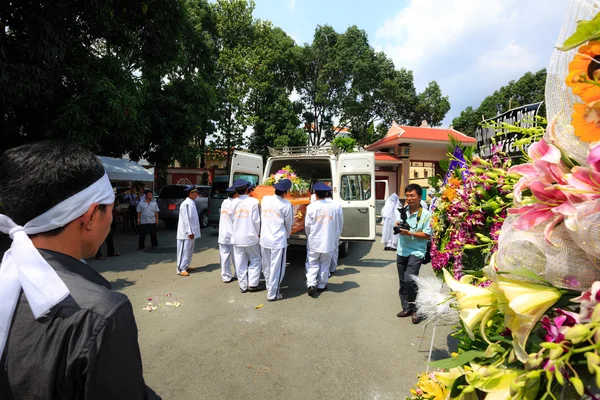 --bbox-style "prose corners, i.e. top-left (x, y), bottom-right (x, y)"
top-left (337, 153), bottom-right (376, 241)
top-left (229, 151), bottom-right (264, 187)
